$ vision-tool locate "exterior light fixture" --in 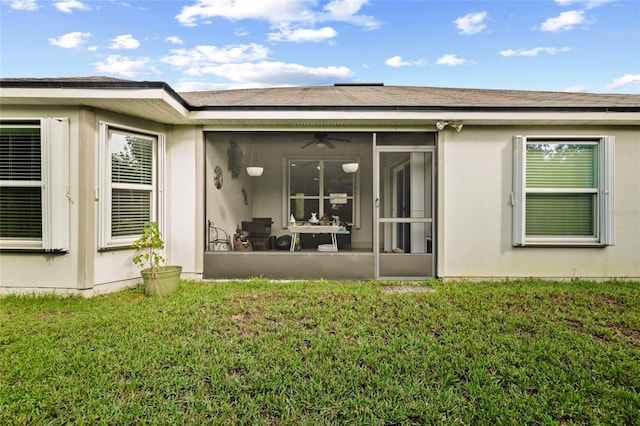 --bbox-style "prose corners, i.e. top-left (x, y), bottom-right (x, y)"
top-left (435, 121), bottom-right (464, 132)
